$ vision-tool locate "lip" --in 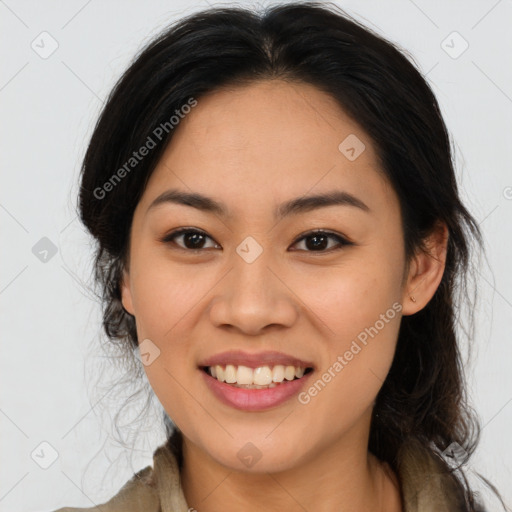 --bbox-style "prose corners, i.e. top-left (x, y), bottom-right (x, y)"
top-left (201, 368), bottom-right (313, 411)
top-left (199, 350), bottom-right (315, 369)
